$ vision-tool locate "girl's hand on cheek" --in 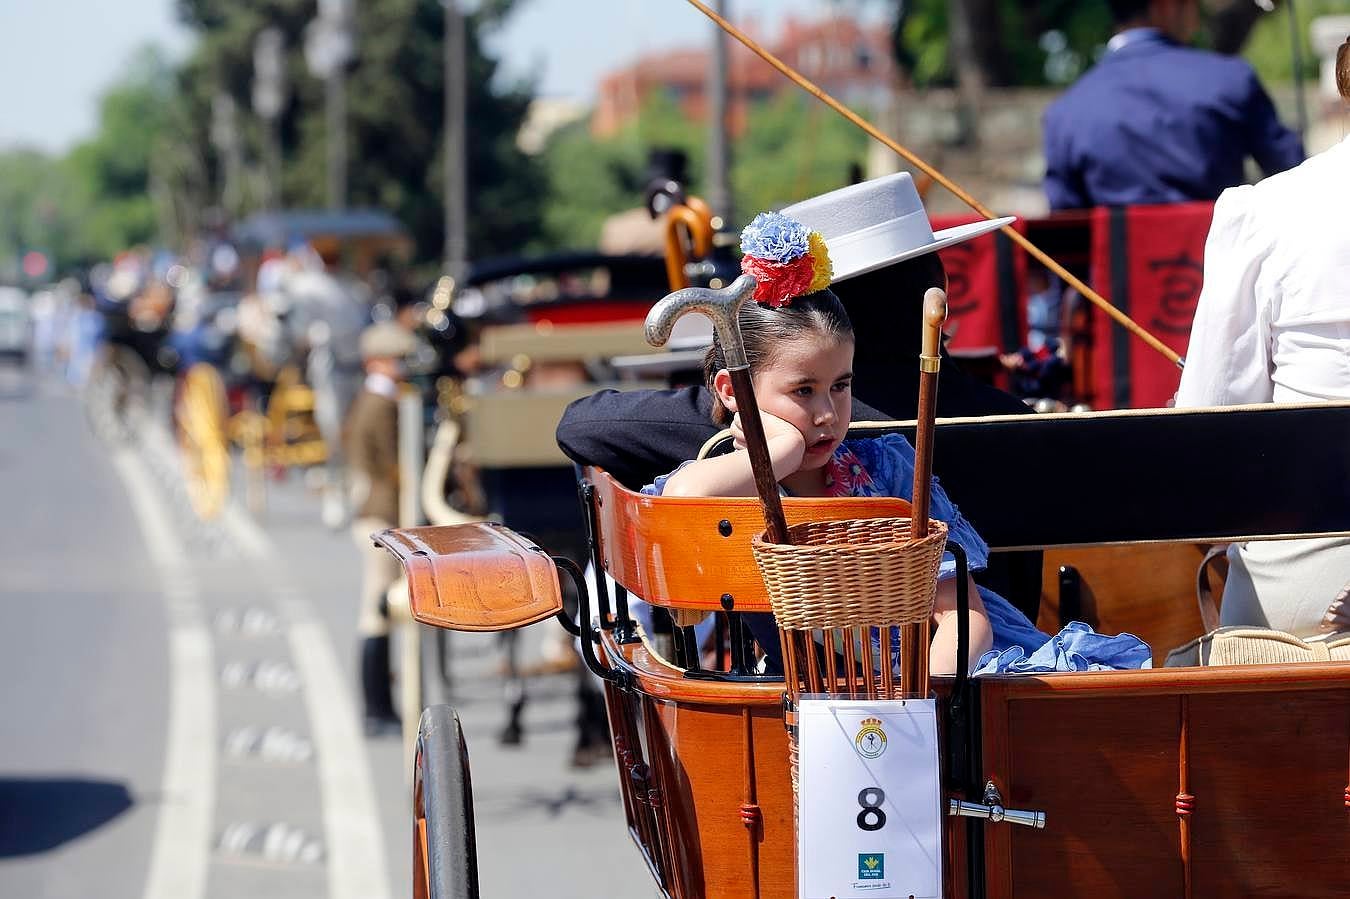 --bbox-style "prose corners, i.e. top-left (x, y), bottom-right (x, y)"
top-left (731, 410), bottom-right (806, 479)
